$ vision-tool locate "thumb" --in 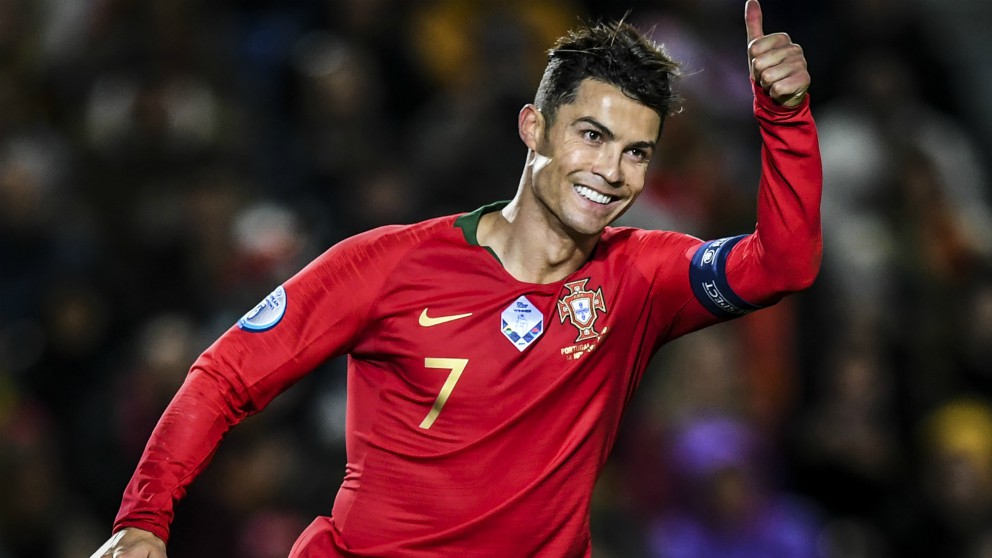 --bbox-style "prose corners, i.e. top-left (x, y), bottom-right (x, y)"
top-left (745, 0), bottom-right (764, 45)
